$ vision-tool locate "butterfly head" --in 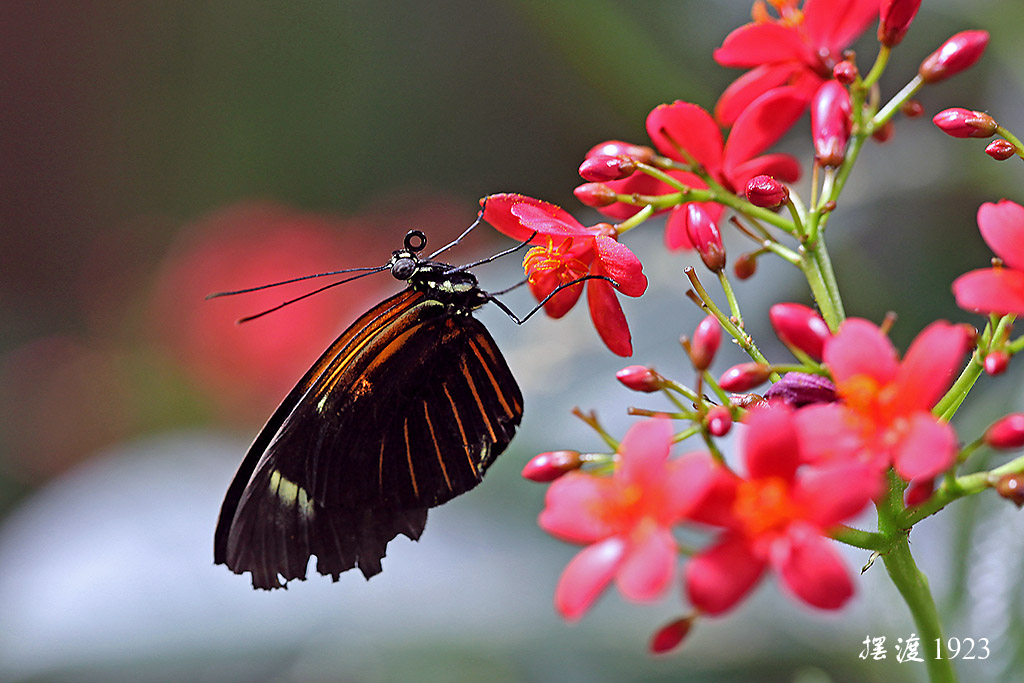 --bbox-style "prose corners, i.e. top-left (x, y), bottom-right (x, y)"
top-left (390, 230), bottom-right (428, 282)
